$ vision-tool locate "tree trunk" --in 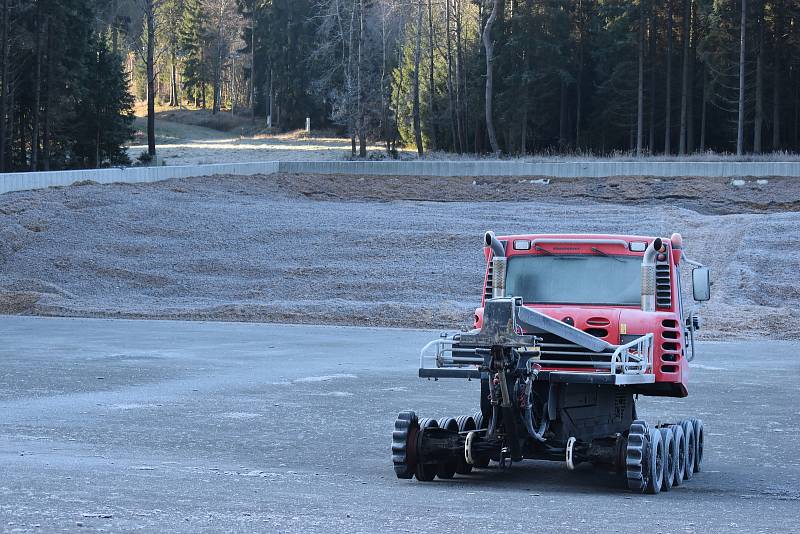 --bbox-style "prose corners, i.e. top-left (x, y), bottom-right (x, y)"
top-left (559, 81), bottom-right (568, 148)
top-left (648, 0), bottom-right (656, 152)
top-left (31, 4), bottom-right (44, 170)
top-left (664, 0), bottom-right (673, 154)
top-left (346, 0), bottom-right (356, 155)
top-left (445, 0), bottom-right (458, 151)
top-left (687, 0), bottom-right (696, 152)
top-left (95, 44), bottom-right (102, 168)
top-left (772, 54), bottom-right (780, 150)
top-left (520, 101), bottom-right (527, 155)
top-left (412, 0), bottom-right (424, 156)
top-left (0, 0), bottom-right (9, 172)
top-left (146, 0), bottom-right (157, 158)
top-left (771, 0), bottom-right (781, 150)
top-left (357, 0), bottom-right (366, 157)
top-left (170, 49), bottom-right (179, 107)
top-left (8, 78), bottom-right (15, 168)
top-left (427, 0), bottom-right (436, 150)
top-left (678, 0), bottom-right (690, 155)
top-left (700, 63), bottom-right (708, 151)
top-left (482, 0), bottom-right (501, 154)
top-left (636, 0), bottom-right (645, 156)
top-left (754, 5), bottom-right (763, 154)
top-left (455, 0), bottom-right (465, 152)
top-left (250, 5), bottom-right (255, 122)
top-left (575, 0), bottom-right (584, 148)
top-left (213, 42), bottom-right (223, 114)
top-left (736, 0), bottom-right (746, 155)
top-left (42, 23), bottom-right (52, 171)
